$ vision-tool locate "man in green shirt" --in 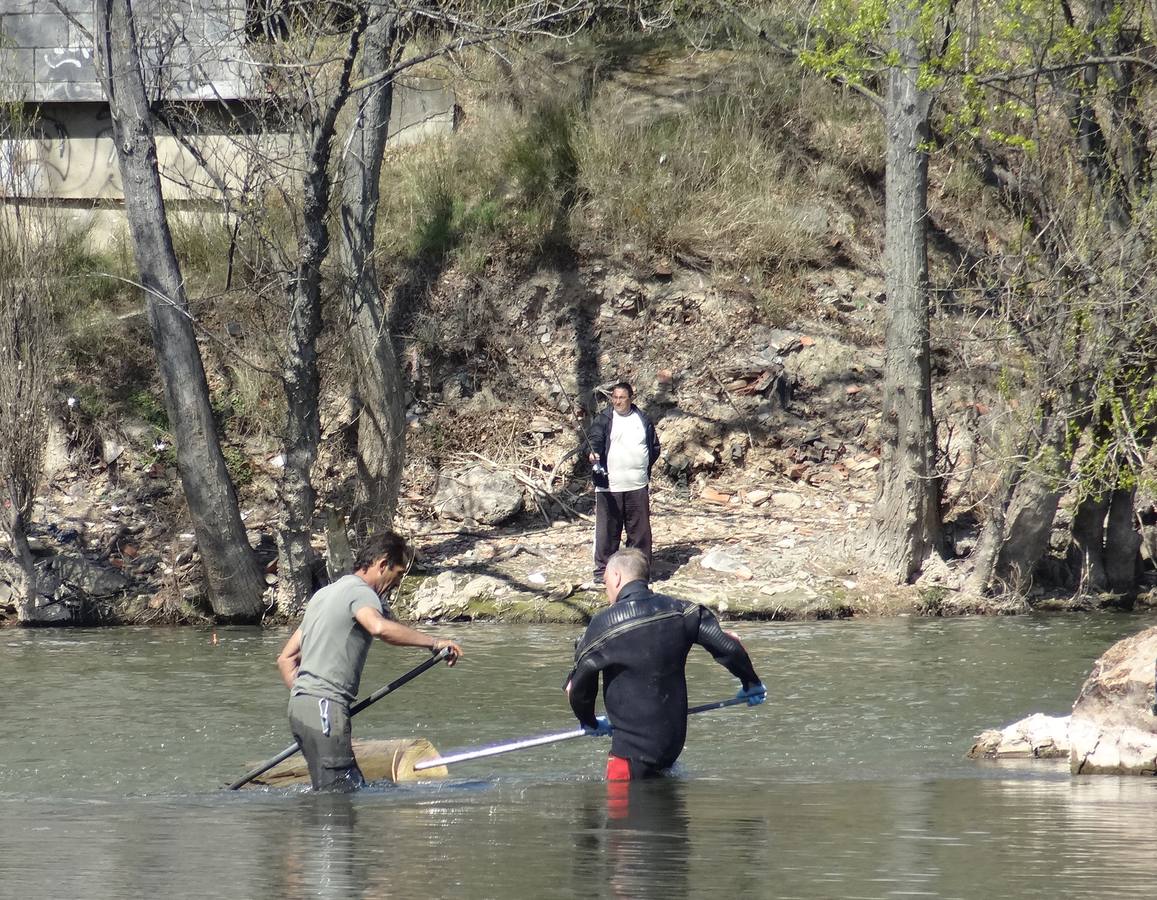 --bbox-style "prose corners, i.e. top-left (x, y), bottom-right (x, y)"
top-left (276, 532), bottom-right (461, 791)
